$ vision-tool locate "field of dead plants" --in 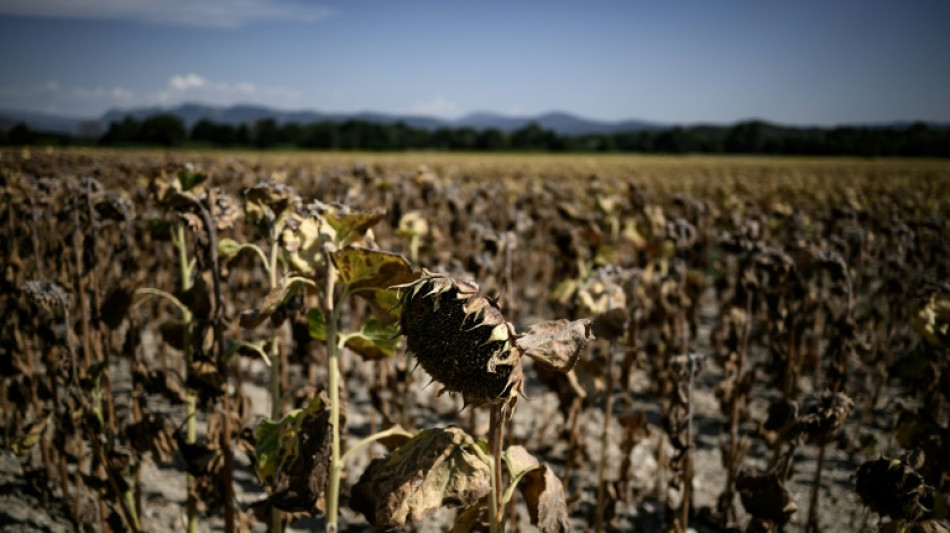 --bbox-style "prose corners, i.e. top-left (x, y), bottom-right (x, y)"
top-left (1, 148), bottom-right (948, 533)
